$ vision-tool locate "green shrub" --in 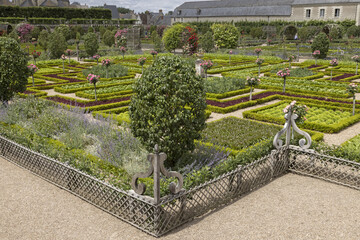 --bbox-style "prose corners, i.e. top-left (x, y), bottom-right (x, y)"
top-left (211, 23), bottom-right (239, 49)
top-left (0, 37), bottom-right (29, 103)
top-left (205, 77), bottom-right (246, 94)
top-left (298, 26), bottom-right (319, 42)
top-left (130, 55), bottom-right (207, 166)
top-left (346, 25), bottom-right (360, 38)
top-left (329, 25), bottom-right (344, 40)
top-left (199, 31), bottom-right (214, 53)
top-left (250, 27), bottom-right (263, 39)
top-left (48, 30), bottom-right (67, 59)
top-left (162, 24), bottom-right (185, 52)
top-left (38, 29), bottom-right (49, 52)
top-left (152, 31), bottom-right (162, 52)
top-left (102, 30), bottom-right (115, 47)
top-left (84, 32), bottom-right (99, 57)
top-left (311, 32), bottom-right (330, 59)
top-left (55, 24), bottom-right (71, 41)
